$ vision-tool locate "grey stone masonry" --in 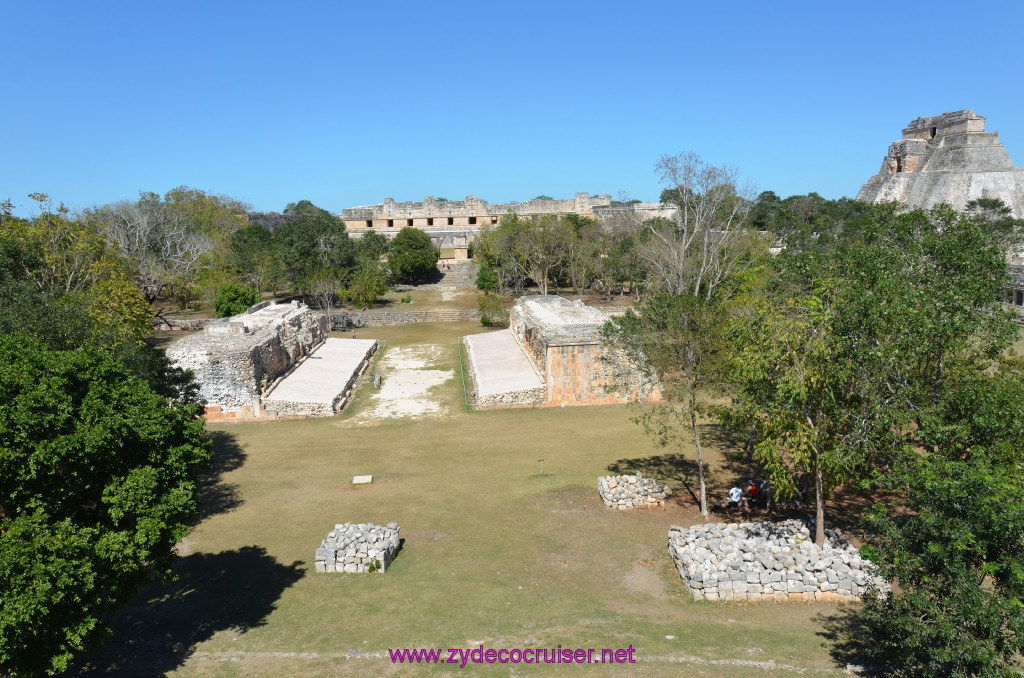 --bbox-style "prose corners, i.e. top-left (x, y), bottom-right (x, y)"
top-left (668, 520), bottom-right (889, 602)
top-left (857, 110), bottom-right (1024, 218)
top-left (315, 522), bottom-right (400, 574)
top-left (599, 473), bottom-right (672, 509)
top-left (330, 309), bottom-right (479, 329)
